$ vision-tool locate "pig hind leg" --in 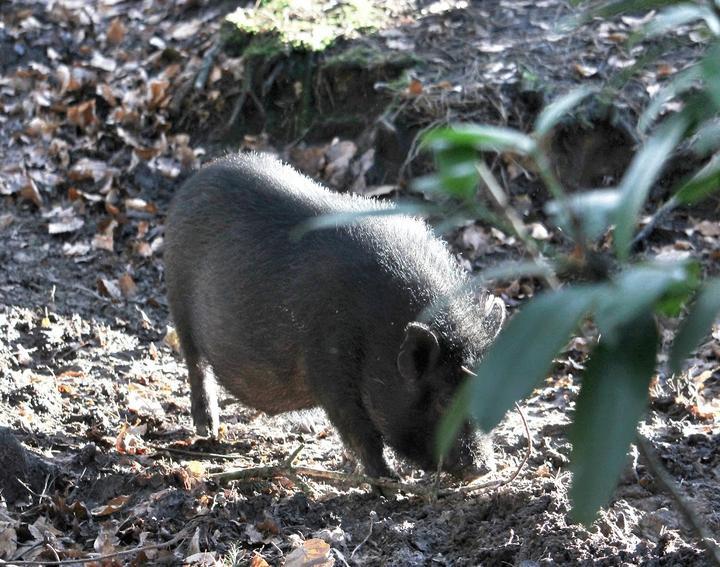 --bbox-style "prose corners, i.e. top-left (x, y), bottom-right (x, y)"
top-left (176, 328), bottom-right (220, 438)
